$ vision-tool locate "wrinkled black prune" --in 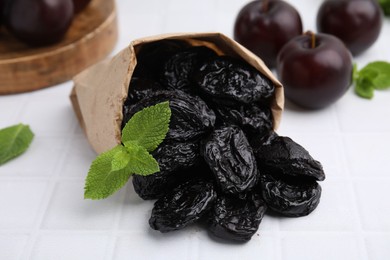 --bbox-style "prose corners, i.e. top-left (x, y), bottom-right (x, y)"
top-left (215, 103), bottom-right (273, 137)
top-left (253, 134), bottom-right (325, 181)
top-left (149, 179), bottom-right (217, 232)
top-left (161, 46), bottom-right (217, 92)
top-left (260, 170), bottom-right (322, 217)
top-left (132, 140), bottom-right (201, 200)
top-left (126, 77), bottom-right (165, 103)
top-left (208, 192), bottom-right (267, 242)
top-left (202, 125), bottom-right (258, 194)
top-left (195, 56), bottom-right (275, 104)
top-left (123, 90), bottom-right (216, 142)
top-left (133, 40), bottom-right (189, 79)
